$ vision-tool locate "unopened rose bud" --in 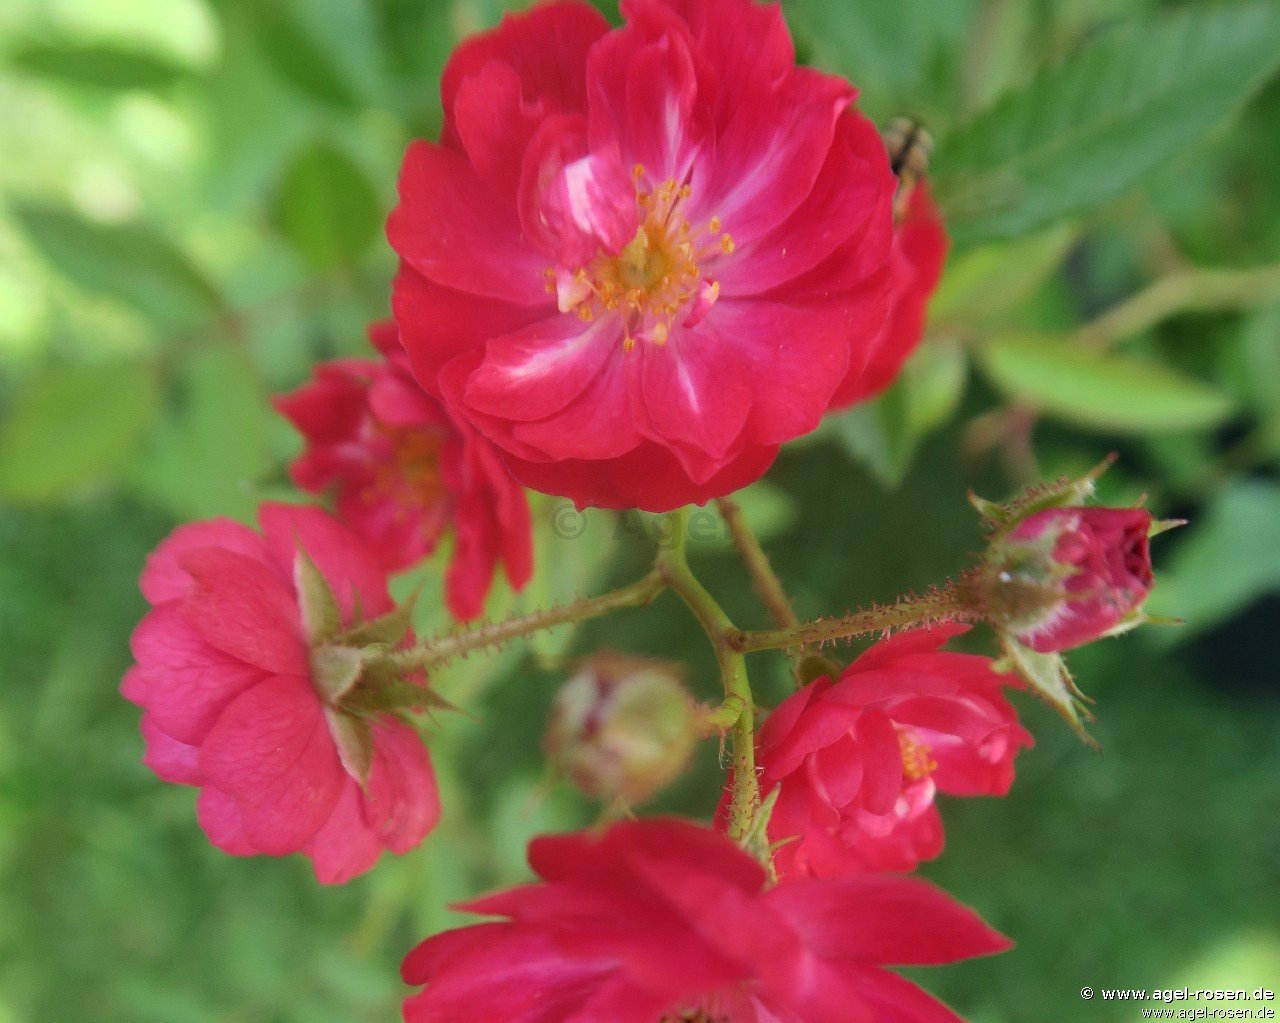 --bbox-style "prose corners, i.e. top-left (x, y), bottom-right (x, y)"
top-left (981, 506), bottom-right (1155, 653)
top-left (545, 653), bottom-right (697, 806)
